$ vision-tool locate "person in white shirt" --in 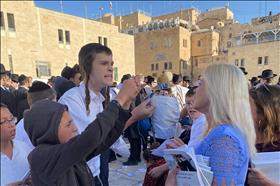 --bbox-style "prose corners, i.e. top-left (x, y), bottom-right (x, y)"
top-left (59, 43), bottom-right (155, 186)
top-left (171, 74), bottom-right (189, 111)
top-left (1, 103), bottom-right (31, 186)
top-left (150, 95), bottom-right (180, 144)
top-left (16, 81), bottom-right (57, 150)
